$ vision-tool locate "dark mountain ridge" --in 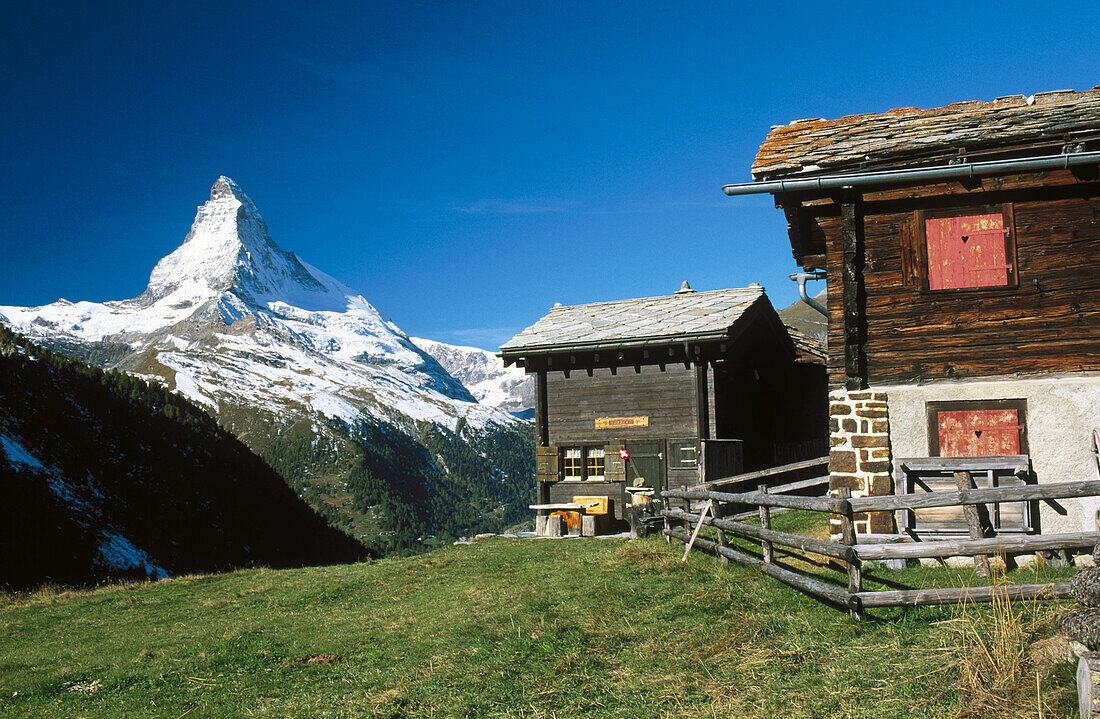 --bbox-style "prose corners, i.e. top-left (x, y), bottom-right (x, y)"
top-left (0, 326), bottom-right (368, 591)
